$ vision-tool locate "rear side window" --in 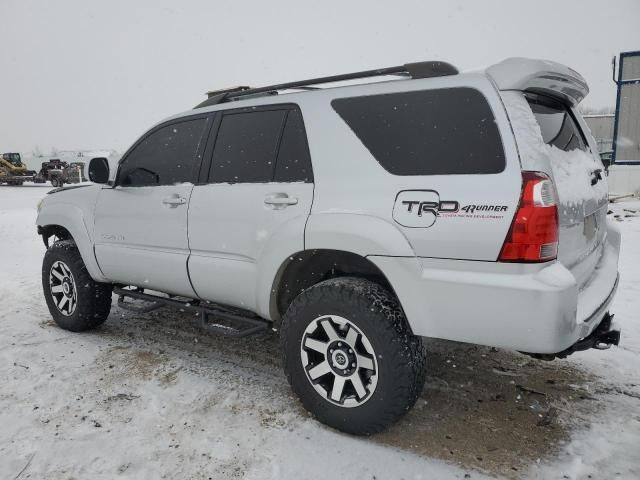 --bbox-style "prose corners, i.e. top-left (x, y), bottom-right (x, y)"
top-left (331, 88), bottom-right (505, 175)
top-left (208, 107), bottom-right (312, 183)
top-left (275, 109), bottom-right (313, 182)
top-left (119, 118), bottom-right (207, 186)
top-left (526, 94), bottom-right (588, 152)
